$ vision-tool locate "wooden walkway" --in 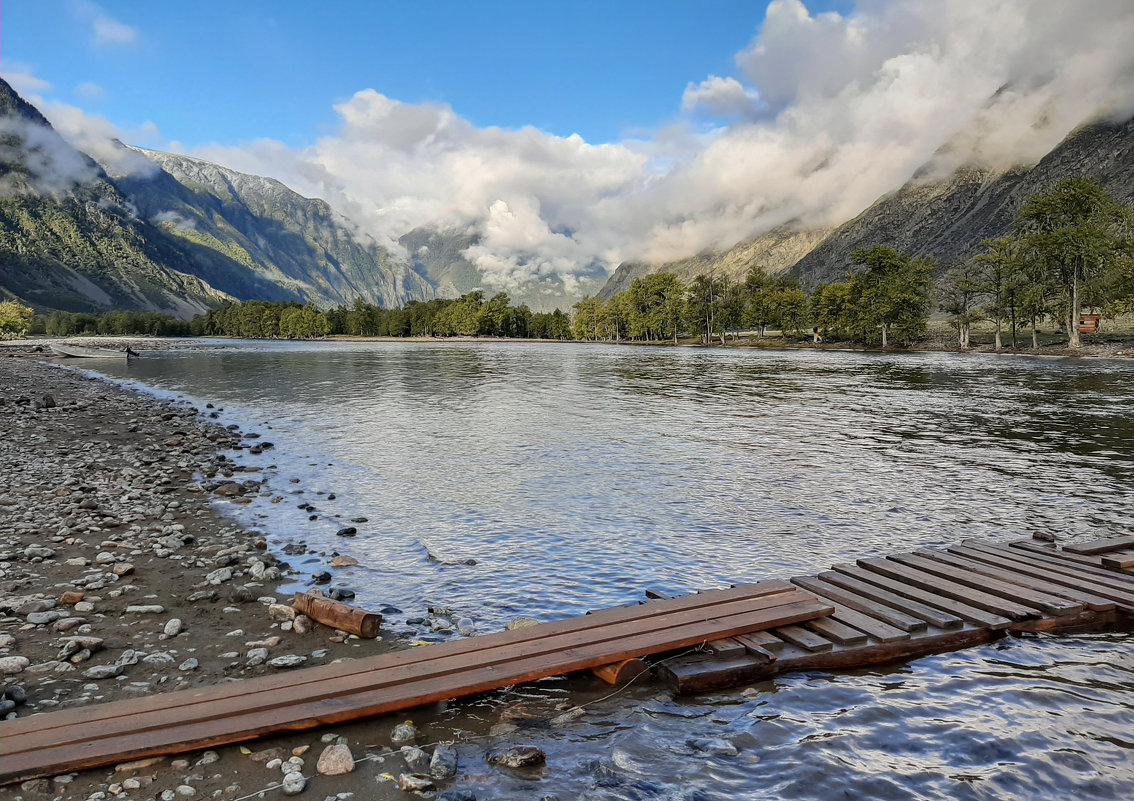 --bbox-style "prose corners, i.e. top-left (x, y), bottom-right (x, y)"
top-left (3, 535), bottom-right (1133, 784)
top-left (660, 537), bottom-right (1134, 692)
top-left (0, 581), bottom-right (830, 784)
